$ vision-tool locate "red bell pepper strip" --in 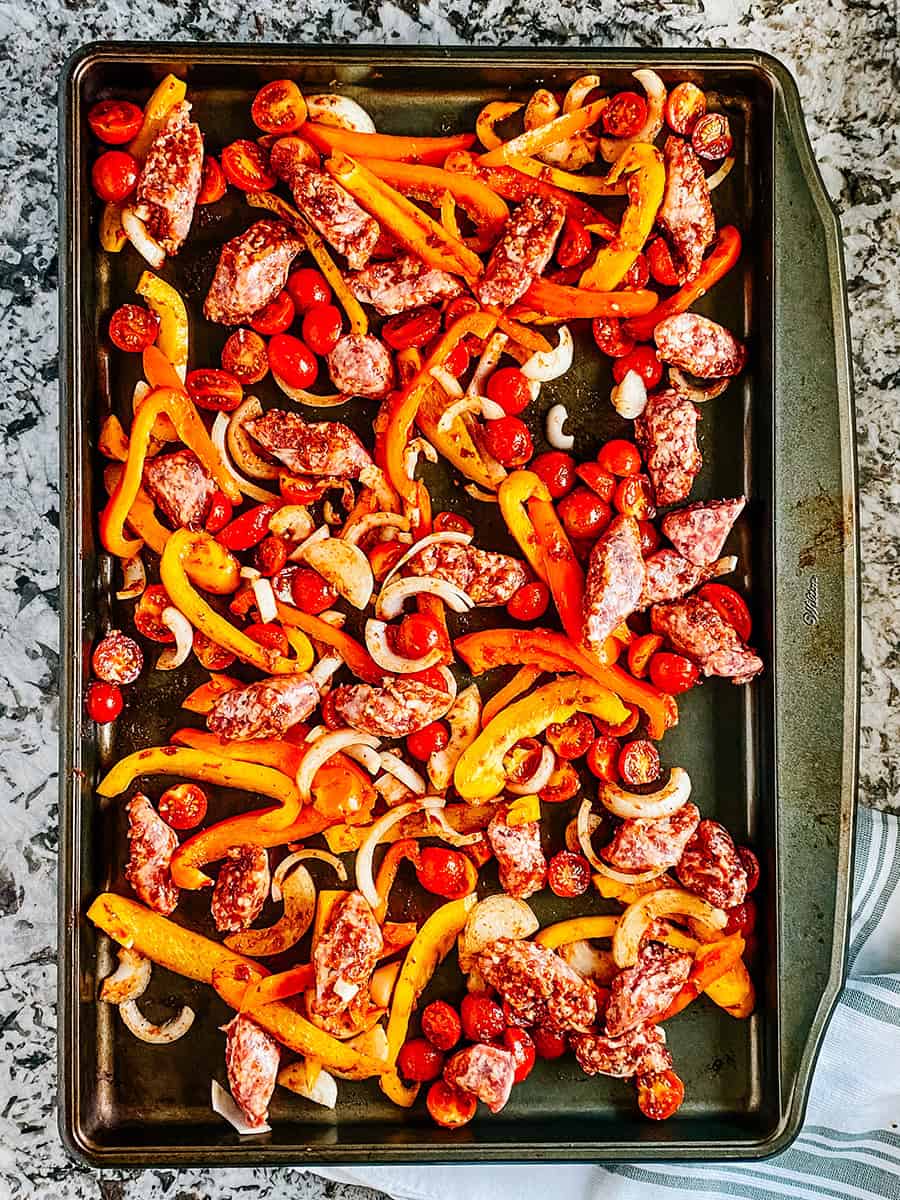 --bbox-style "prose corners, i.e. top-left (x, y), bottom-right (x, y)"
top-left (275, 600), bottom-right (384, 684)
top-left (623, 226), bottom-right (743, 341)
top-left (301, 123), bottom-right (476, 166)
top-left (526, 496), bottom-right (585, 645)
top-left (515, 277), bottom-right (659, 321)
